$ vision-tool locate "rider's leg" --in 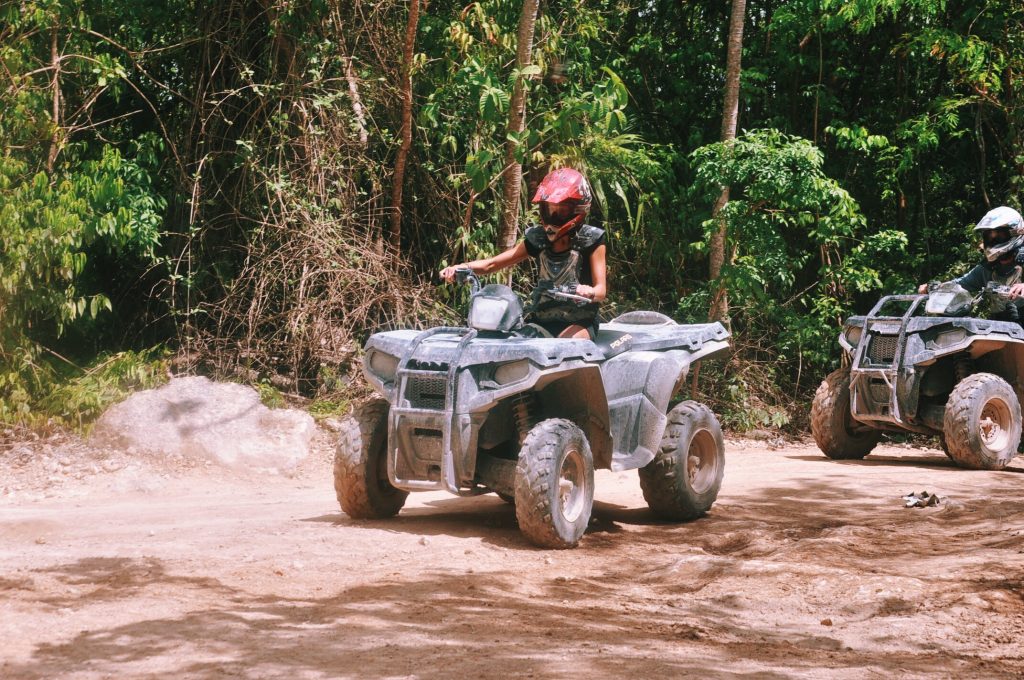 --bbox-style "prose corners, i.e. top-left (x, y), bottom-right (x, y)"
top-left (558, 324), bottom-right (591, 339)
